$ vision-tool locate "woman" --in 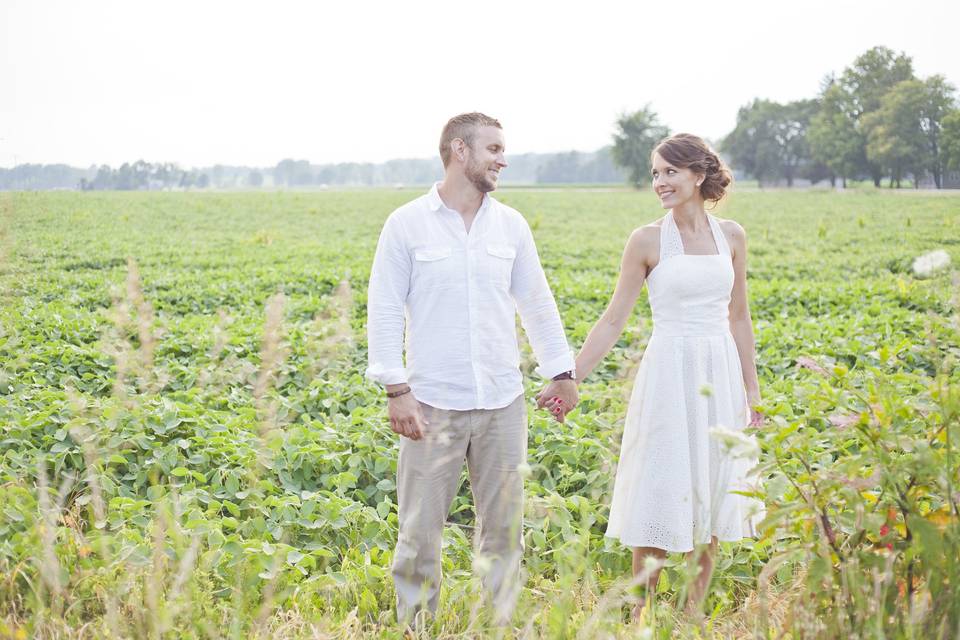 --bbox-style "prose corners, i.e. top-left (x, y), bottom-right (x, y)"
top-left (545, 133), bottom-right (763, 615)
